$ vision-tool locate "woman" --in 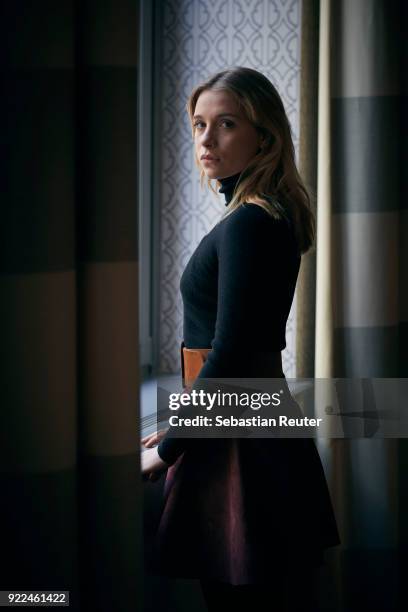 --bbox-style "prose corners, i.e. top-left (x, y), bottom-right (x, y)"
top-left (142, 67), bottom-right (340, 611)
